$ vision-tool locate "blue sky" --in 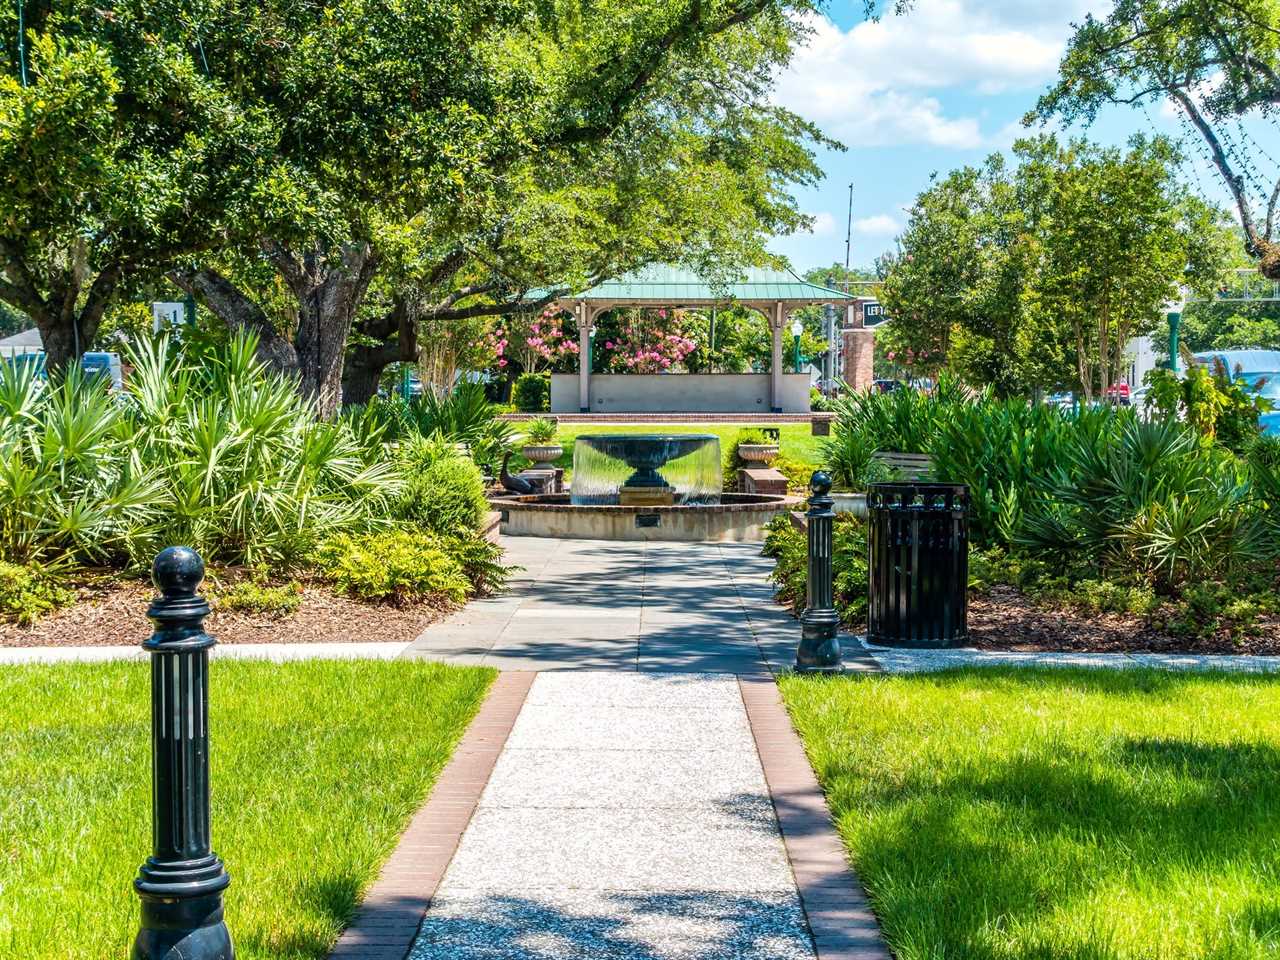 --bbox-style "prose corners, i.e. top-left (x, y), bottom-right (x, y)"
top-left (767, 0), bottom-right (1250, 272)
